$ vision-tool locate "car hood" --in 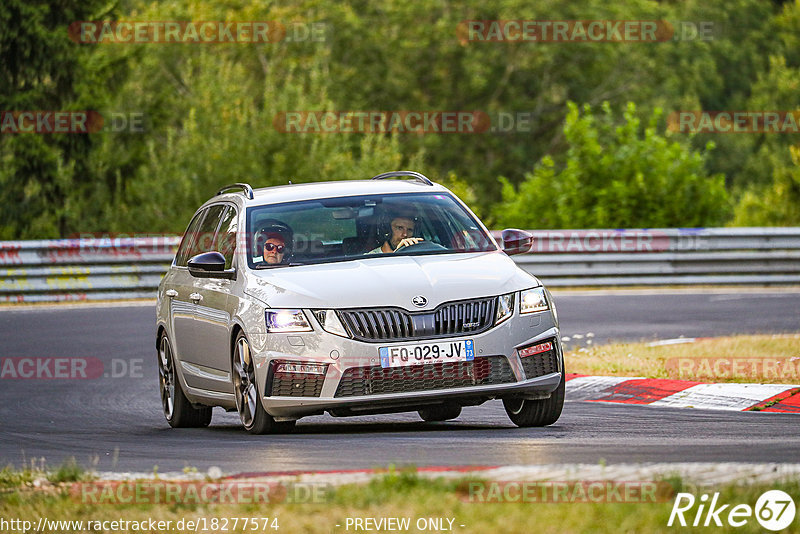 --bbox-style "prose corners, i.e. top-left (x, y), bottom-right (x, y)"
top-left (244, 251), bottom-right (539, 310)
